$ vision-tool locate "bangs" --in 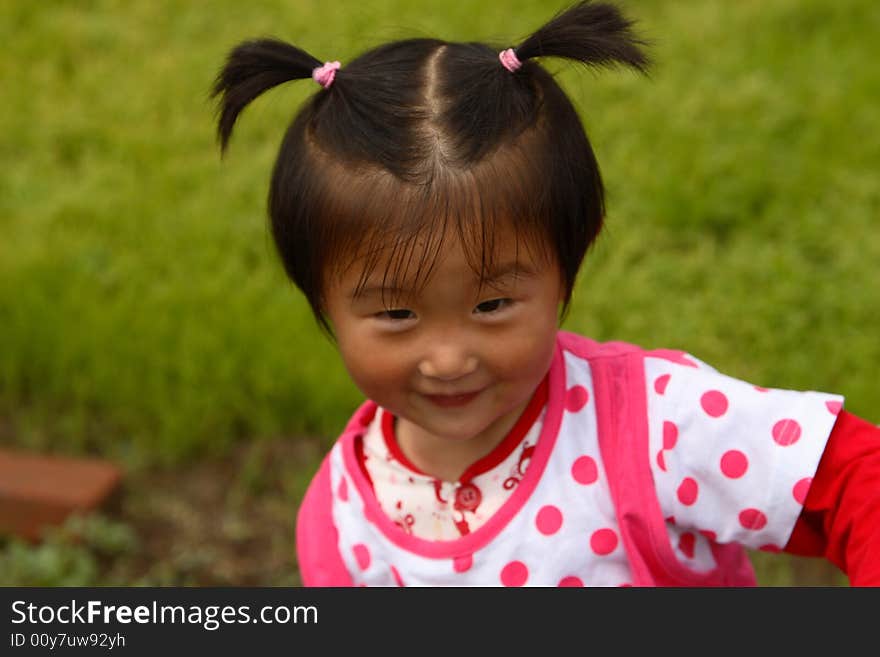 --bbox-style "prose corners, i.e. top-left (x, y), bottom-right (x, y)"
top-left (314, 129), bottom-right (555, 307)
